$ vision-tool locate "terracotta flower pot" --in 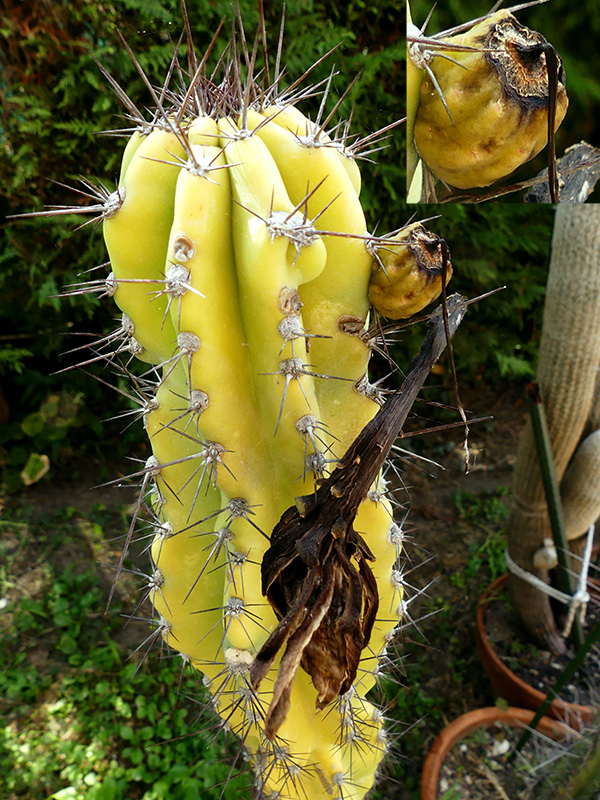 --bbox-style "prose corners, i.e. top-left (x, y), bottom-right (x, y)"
top-left (476, 574), bottom-right (595, 729)
top-left (420, 706), bottom-right (572, 800)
